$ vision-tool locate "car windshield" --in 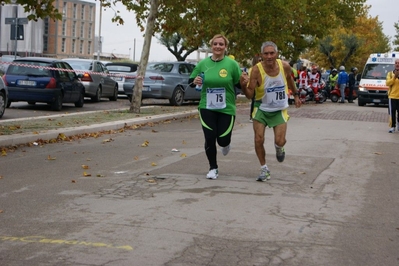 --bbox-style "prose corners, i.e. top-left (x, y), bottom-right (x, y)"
top-left (107, 65), bottom-right (133, 72)
top-left (7, 61), bottom-right (51, 77)
top-left (147, 63), bottom-right (173, 72)
top-left (65, 61), bottom-right (92, 71)
top-left (361, 63), bottom-right (393, 80)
